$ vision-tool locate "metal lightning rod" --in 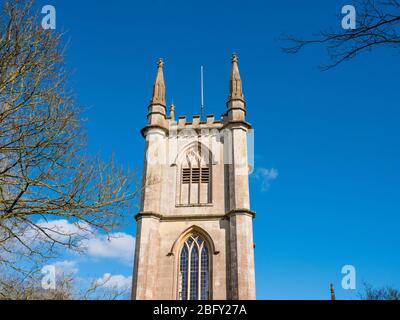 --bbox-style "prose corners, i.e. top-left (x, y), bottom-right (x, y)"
top-left (200, 65), bottom-right (205, 119)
